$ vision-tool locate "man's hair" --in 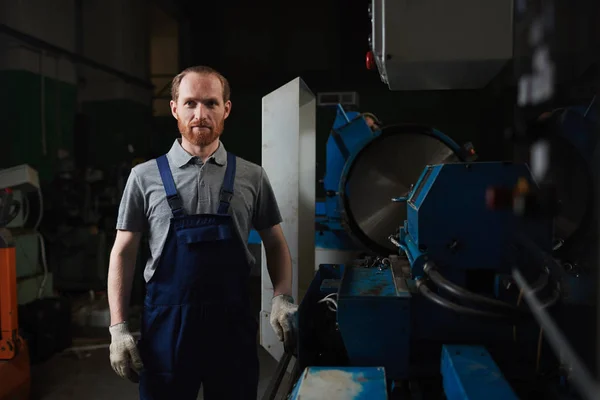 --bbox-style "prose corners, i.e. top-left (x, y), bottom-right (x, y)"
top-left (170, 65), bottom-right (231, 103)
